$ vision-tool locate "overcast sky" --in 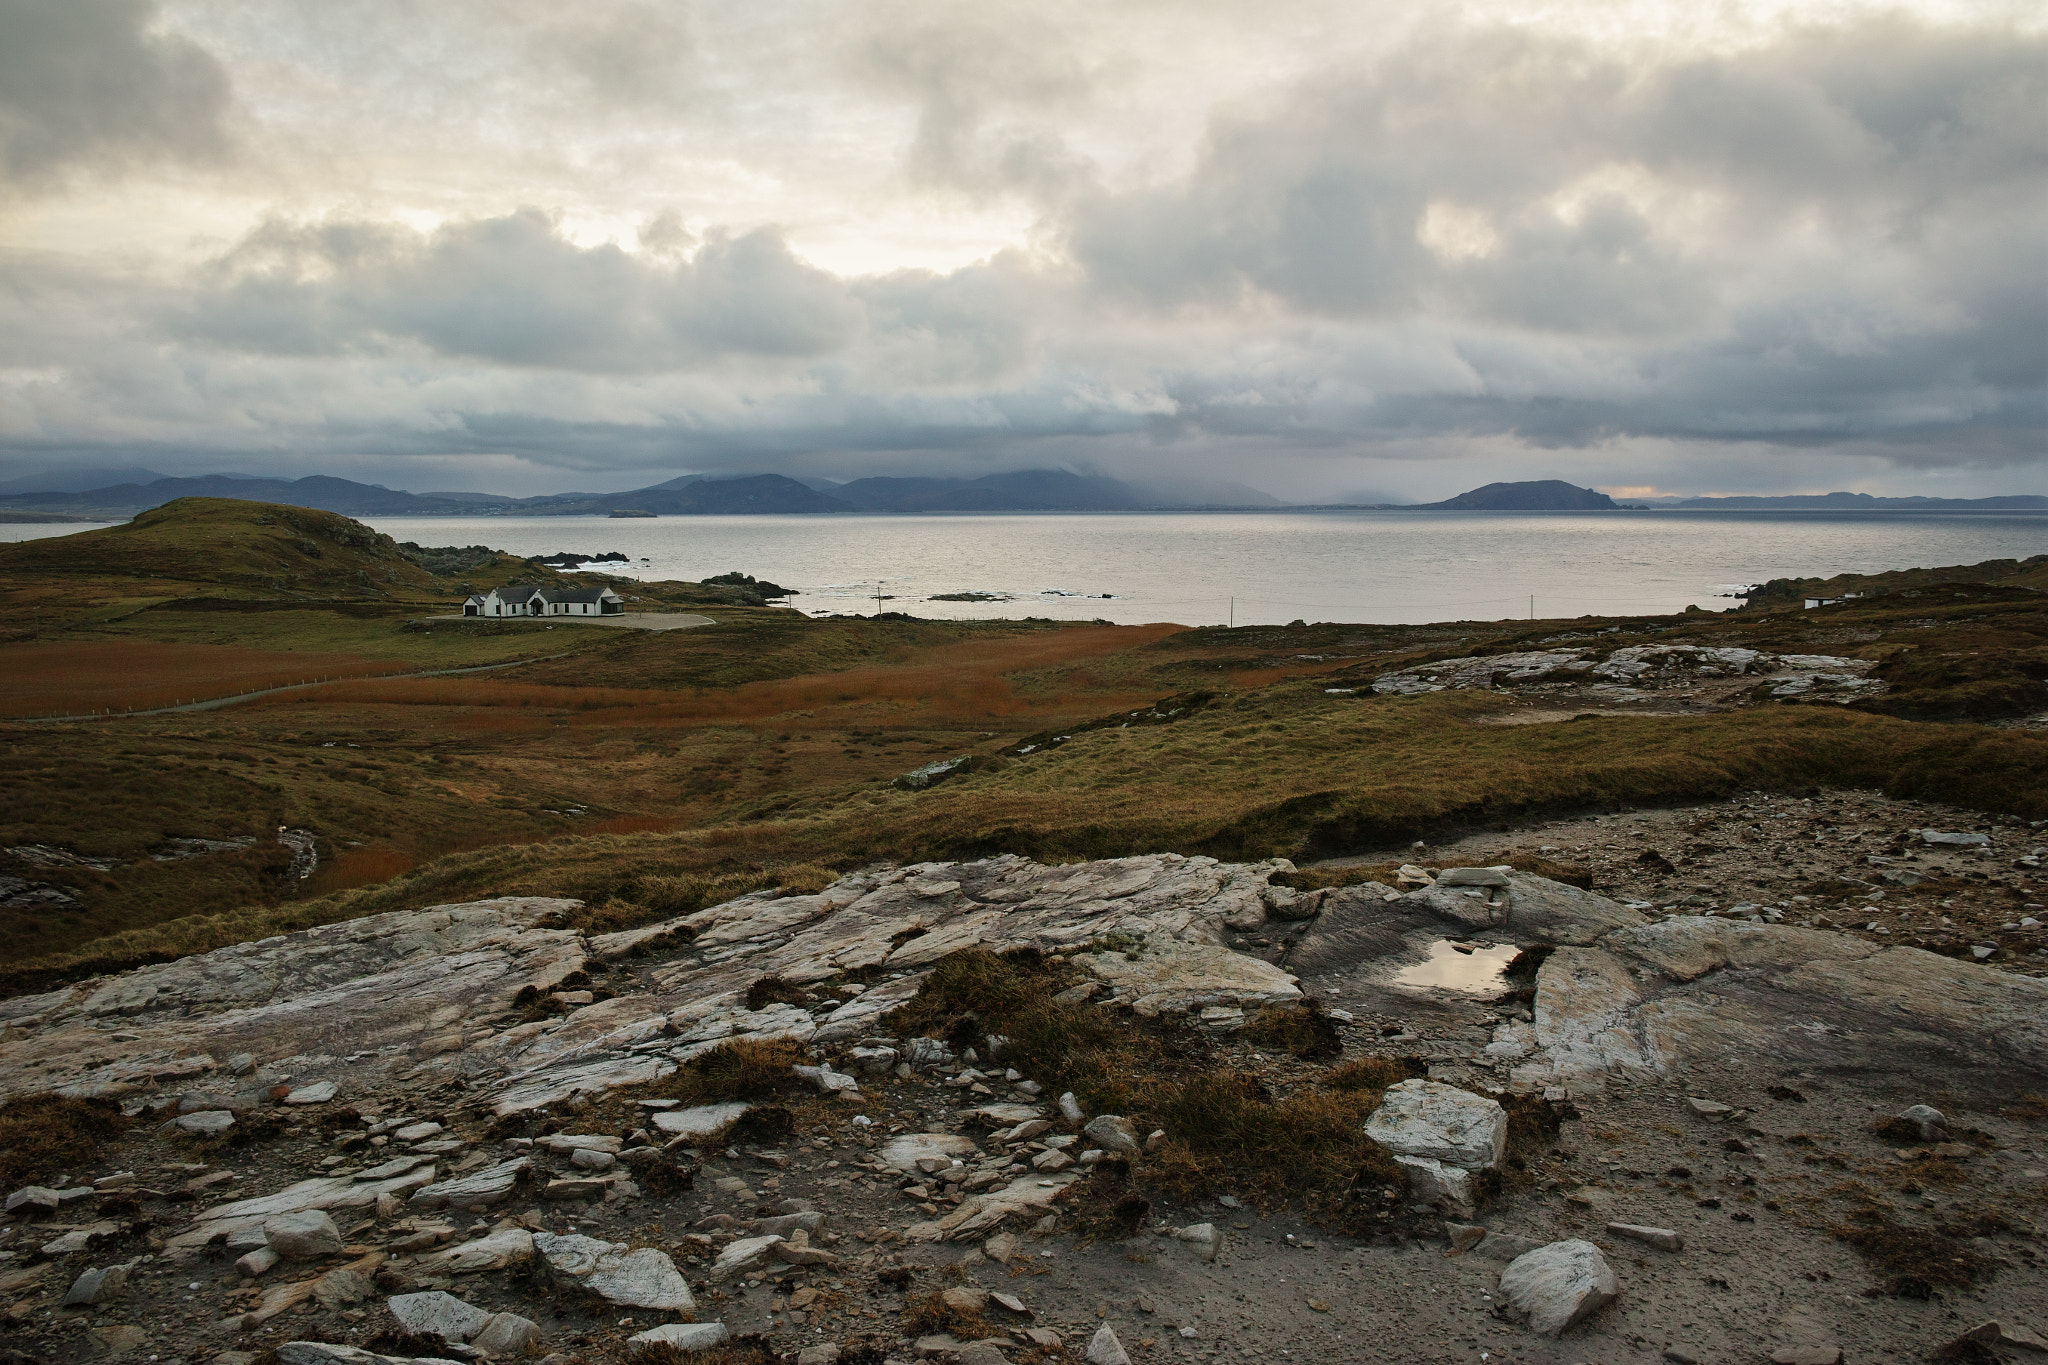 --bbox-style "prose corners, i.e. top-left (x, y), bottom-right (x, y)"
top-left (0, 0), bottom-right (2041, 500)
